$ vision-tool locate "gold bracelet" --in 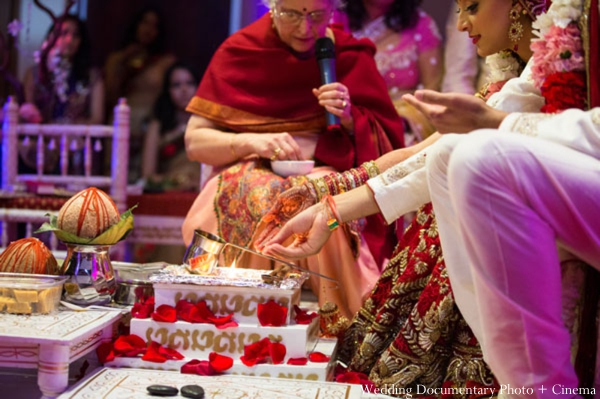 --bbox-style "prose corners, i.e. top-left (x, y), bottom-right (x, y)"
top-left (229, 135), bottom-right (238, 159)
top-left (363, 160), bottom-right (380, 178)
